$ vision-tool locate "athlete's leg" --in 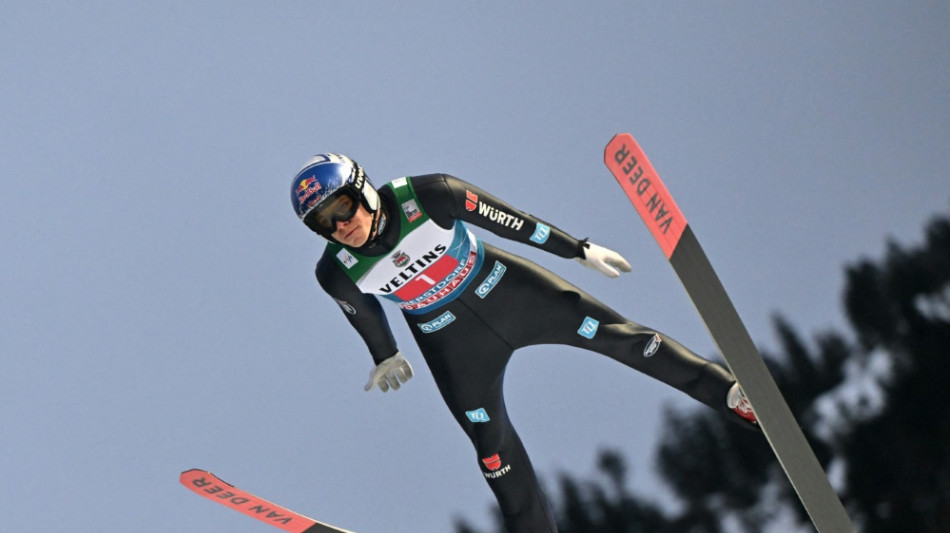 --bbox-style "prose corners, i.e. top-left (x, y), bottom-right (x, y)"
top-left (464, 245), bottom-right (741, 421)
top-left (406, 303), bottom-right (559, 533)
